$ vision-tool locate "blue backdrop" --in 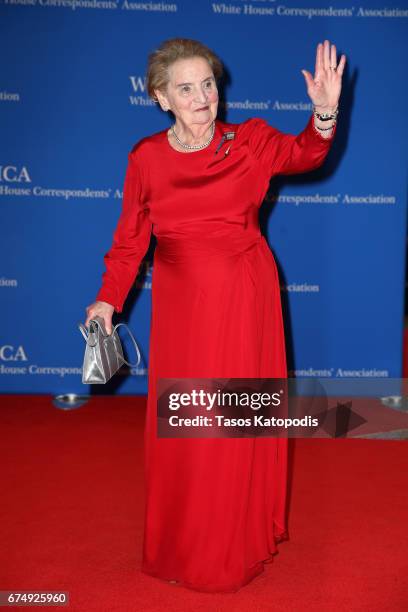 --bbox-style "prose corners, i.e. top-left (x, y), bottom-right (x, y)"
top-left (1, 0), bottom-right (407, 394)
